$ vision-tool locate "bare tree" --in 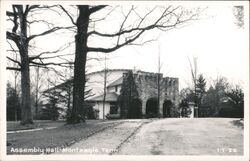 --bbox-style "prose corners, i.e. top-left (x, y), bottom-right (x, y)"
top-left (6, 5), bottom-right (72, 125)
top-left (157, 44), bottom-right (164, 117)
top-left (188, 56), bottom-right (198, 117)
top-left (32, 67), bottom-right (44, 117)
top-left (60, 5), bottom-right (202, 123)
